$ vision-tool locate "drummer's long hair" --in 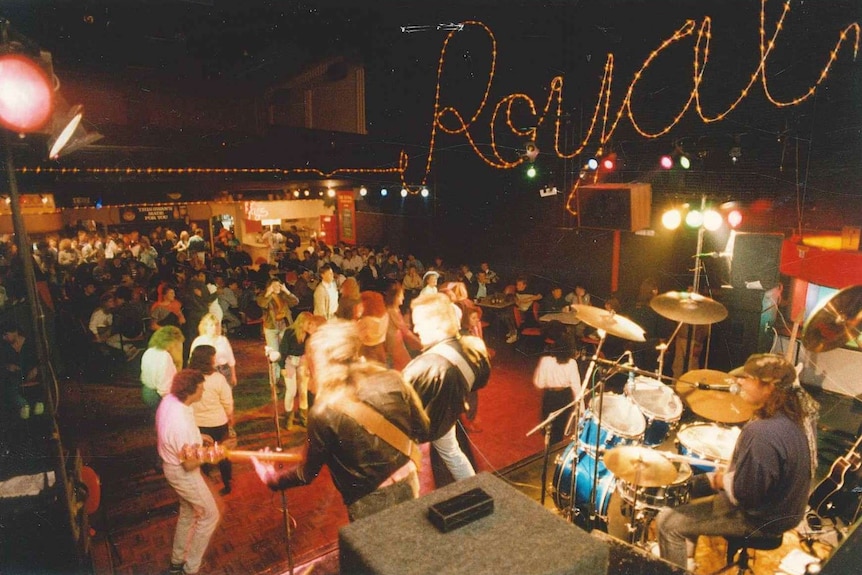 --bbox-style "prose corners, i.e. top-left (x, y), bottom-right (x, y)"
top-left (755, 380), bottom-right (805, 426)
